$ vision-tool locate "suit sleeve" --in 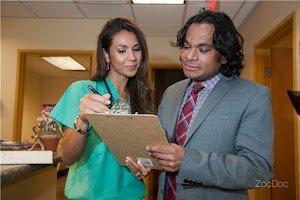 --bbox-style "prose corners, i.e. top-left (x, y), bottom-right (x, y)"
top-left (178, 87), bottom-right (274, 190)
top-left (157, 88), bottom-right (167, 132)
